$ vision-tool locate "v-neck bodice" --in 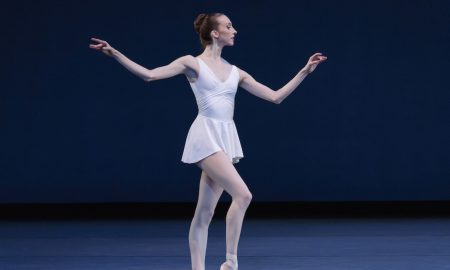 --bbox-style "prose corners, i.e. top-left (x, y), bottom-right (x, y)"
top-left (187, 57), bottom-right (240, 121)
top-left (196, 57), bottom-right (235, 83)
